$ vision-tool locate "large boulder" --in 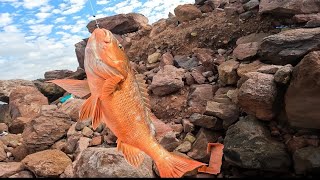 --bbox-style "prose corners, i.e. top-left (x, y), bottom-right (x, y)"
top-left (0, 80), bottom-right (35, 103)
top-left (73, 147), bottom-right (155, 178)
top-left (224, 116), bottom-right (291, 171)
top-left (87, 13), bottom-right (149, 34)
top-left (238, 72), bottom-right (278, 121)
top-left (9, 86), bottom-right (48, 120)
top-left (285, 51), bottom-right (320, 129)
top-left (22, 108), bottom-right (72, 152)
top-left (258, 27), bottom-right (320, 65)
top-left (33, 80), bottom-right (65, 103)
top-left (0, 104), bottom-right (10, 124)
top-left (149, 65), bottom-right (185, 96)
top-left (259, 0), bottom-right (320, 16)
top-left (75, 39), bottom-right (88, 69)
top-left (44, 70), bottom-right (74, 80)
top-left (0, 162), bottom-right (24, 177)
top-left (22, 149), bottom-right (72, 177)
top-left (293, 146), bottom-right (320, 175)
top-left (174, 4), bottom-right (202, 22)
